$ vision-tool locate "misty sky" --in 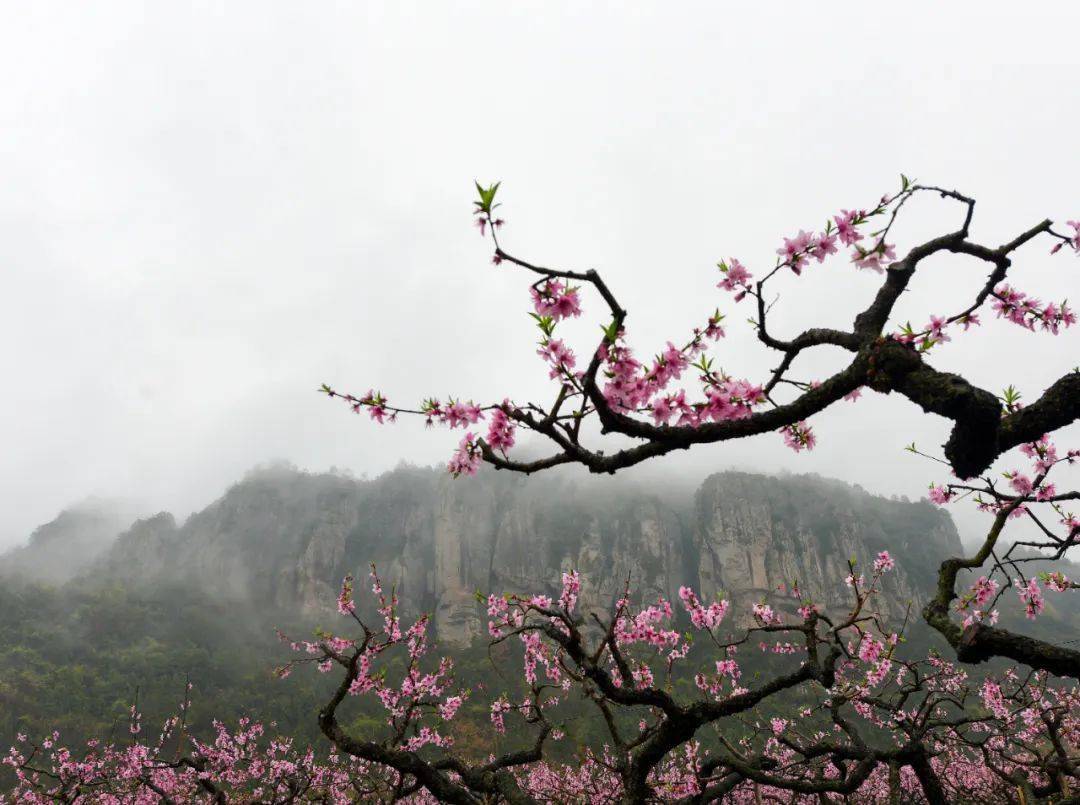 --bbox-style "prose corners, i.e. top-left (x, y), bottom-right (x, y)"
top-left (3, 2), bottom-right (1079, 549)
